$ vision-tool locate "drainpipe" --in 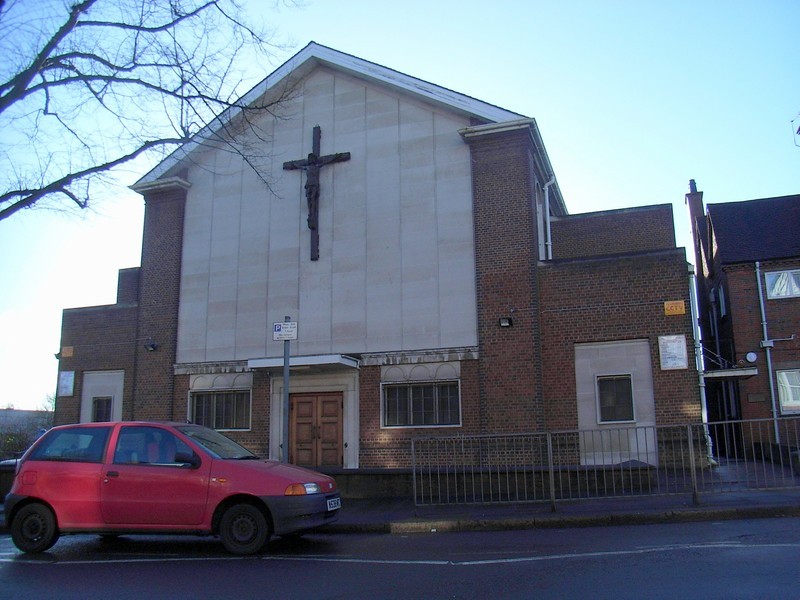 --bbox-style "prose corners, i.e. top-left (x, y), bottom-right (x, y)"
top-left (689, 265), bottom-right (715, 463)
top-left (755, 261), bottom-right (780, 443)
top-left (543, 176), bottom-right (556, 260)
